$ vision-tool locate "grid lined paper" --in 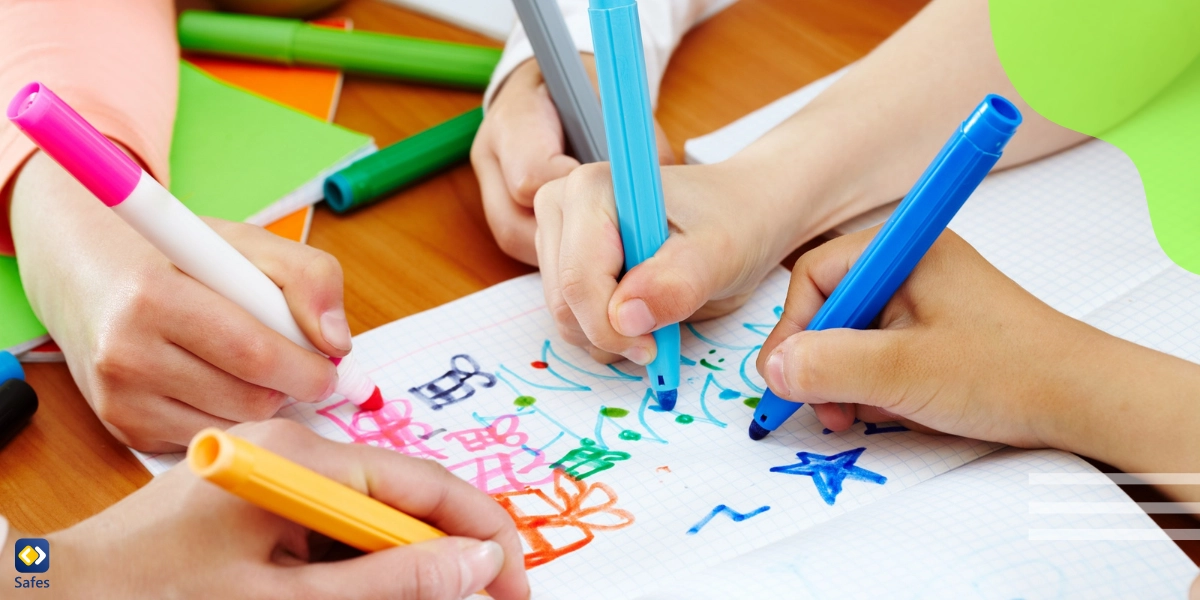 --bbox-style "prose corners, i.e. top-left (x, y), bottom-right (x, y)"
top-left (639, 449), bottom-right (1199, 599)
top-left (129, 81), bottom-right (1200, 598)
